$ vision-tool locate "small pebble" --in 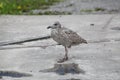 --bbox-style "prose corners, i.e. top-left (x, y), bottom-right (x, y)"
top-left (90, 23), bottom-right (95, 26)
